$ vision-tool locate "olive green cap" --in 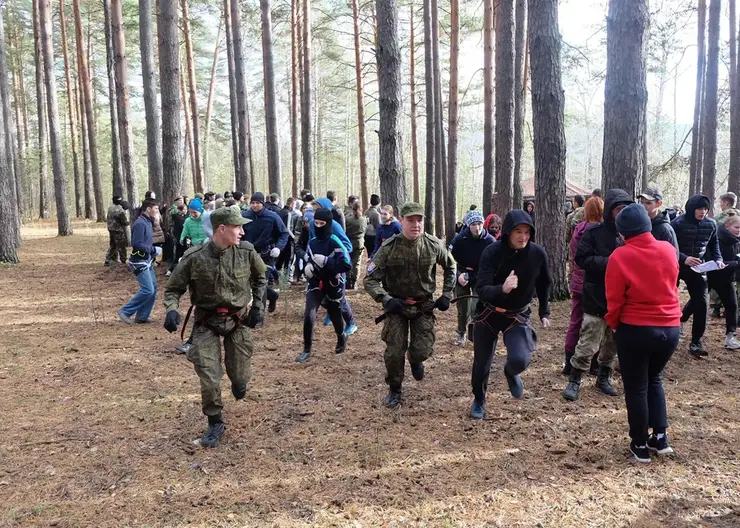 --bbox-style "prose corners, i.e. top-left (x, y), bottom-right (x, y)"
top-left (210, 206), bottom-right (249, 228)
top-left (399, 202), bottom-right (425, 217)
